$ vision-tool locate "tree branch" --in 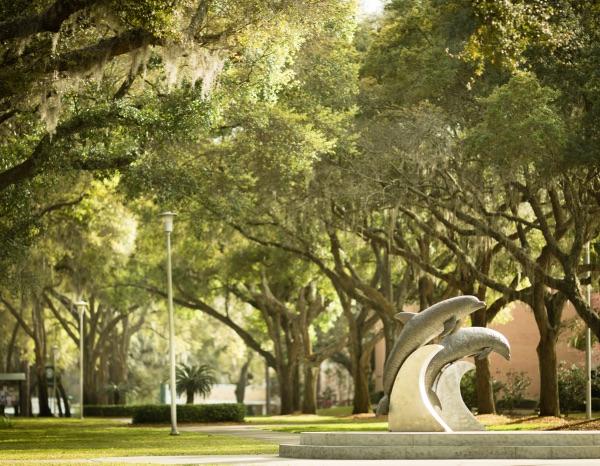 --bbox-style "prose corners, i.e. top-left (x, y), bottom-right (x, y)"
top-left (0, 0), bottom-right (101, 41)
